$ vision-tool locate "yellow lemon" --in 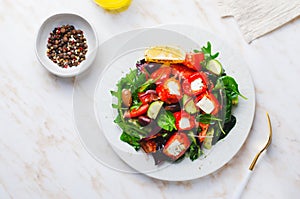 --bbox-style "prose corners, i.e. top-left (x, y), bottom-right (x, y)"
top-left (144, 46), bottom-right (186, 64)
top-left (94, 0), bottom-right (132, 11)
